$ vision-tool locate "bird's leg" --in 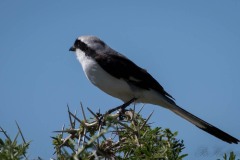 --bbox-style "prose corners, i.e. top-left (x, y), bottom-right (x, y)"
top-left (99, 98), bottom-right (137, 124)
top-left (107, 98), bottom-right (137, 115)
